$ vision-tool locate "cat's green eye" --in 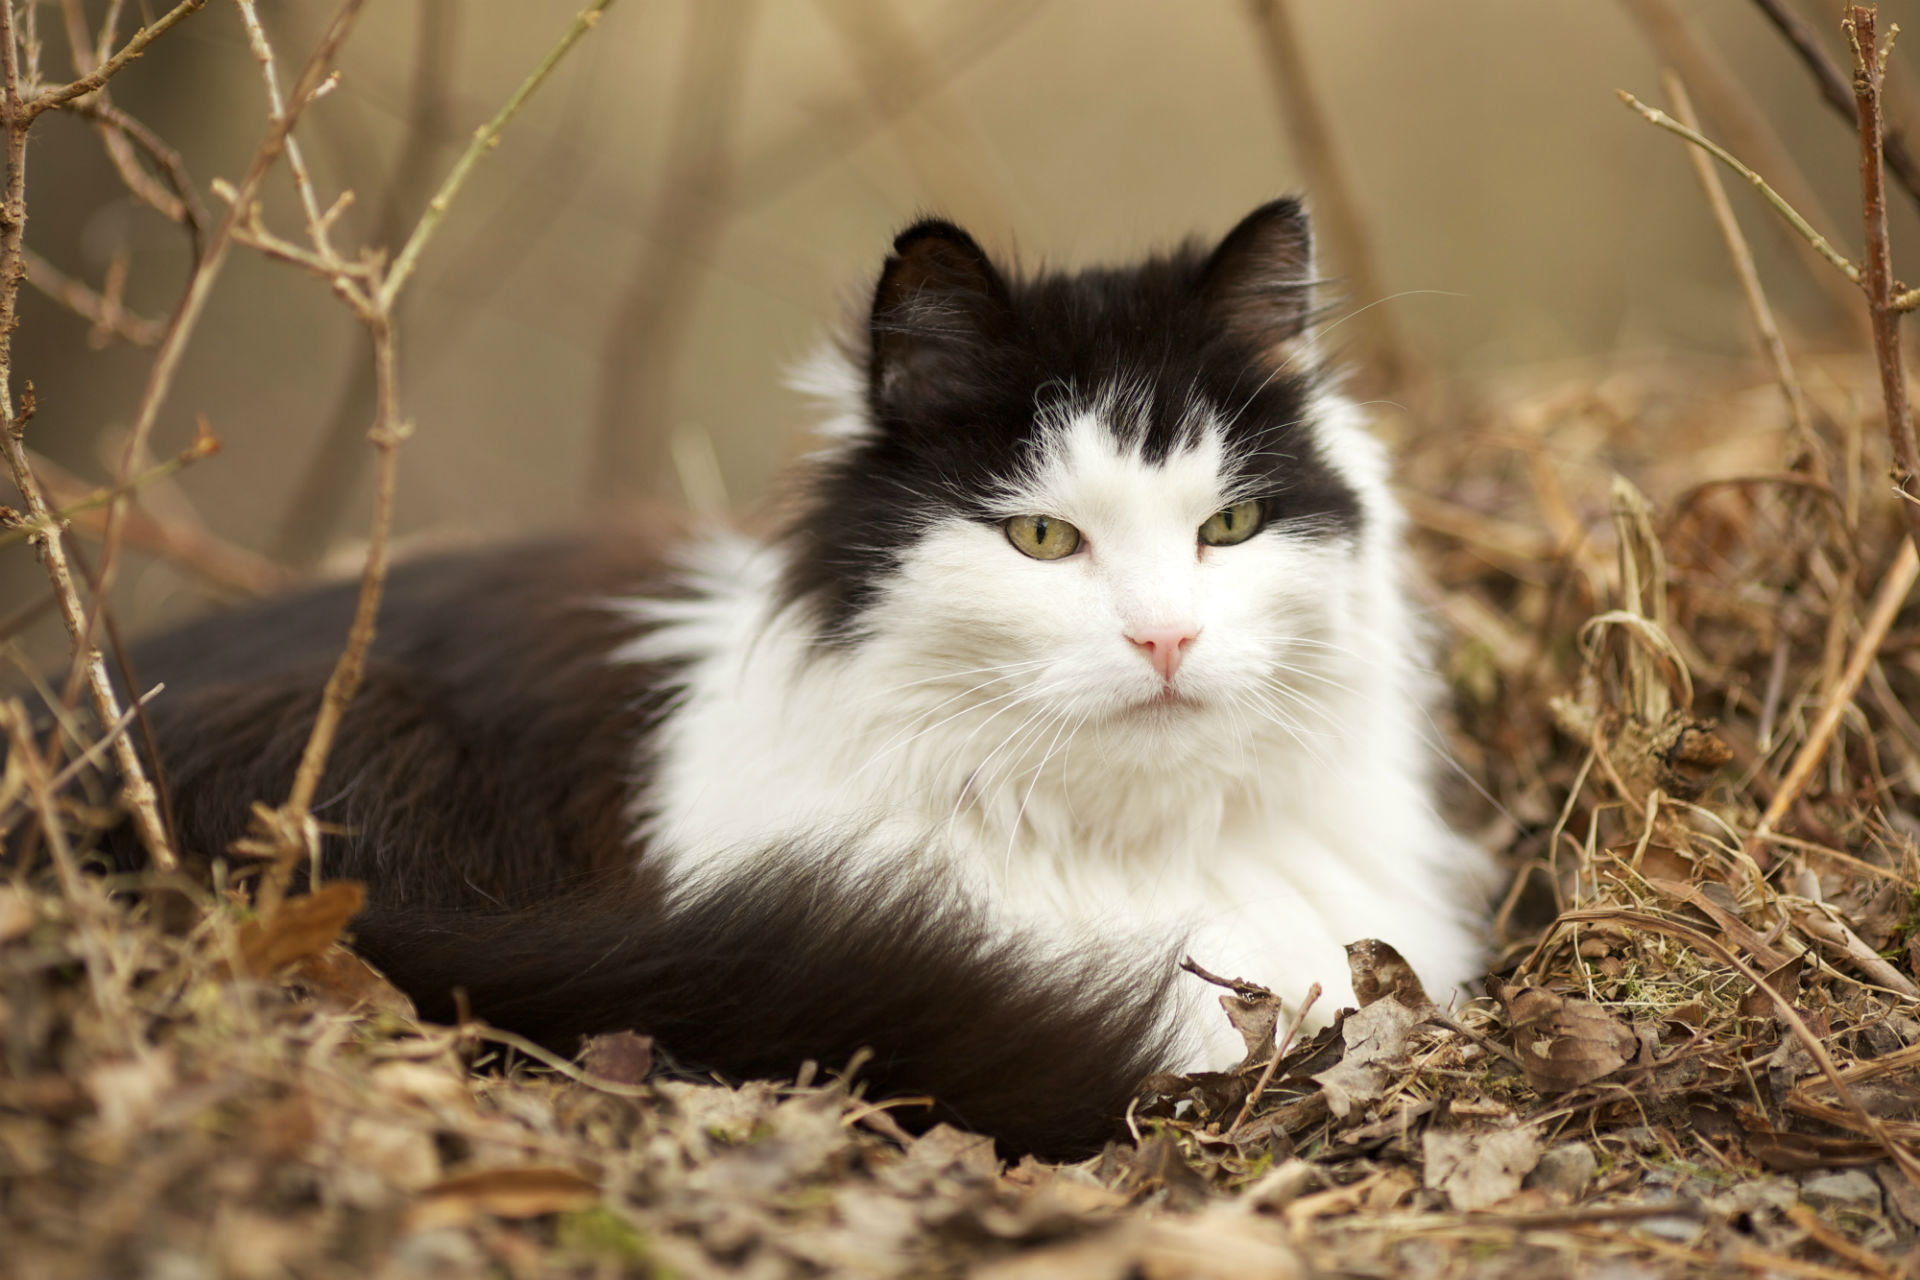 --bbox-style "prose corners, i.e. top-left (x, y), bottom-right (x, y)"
top-left (1199, 500), bottom-right (1263, 547)
top-left (1005, 514), bottom-right (1082, 560)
